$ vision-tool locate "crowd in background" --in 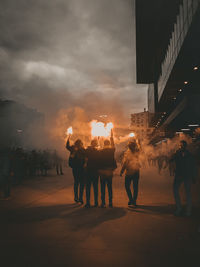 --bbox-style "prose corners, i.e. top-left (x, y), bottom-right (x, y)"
top-left (0, 148), bottom-right (64, 199)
